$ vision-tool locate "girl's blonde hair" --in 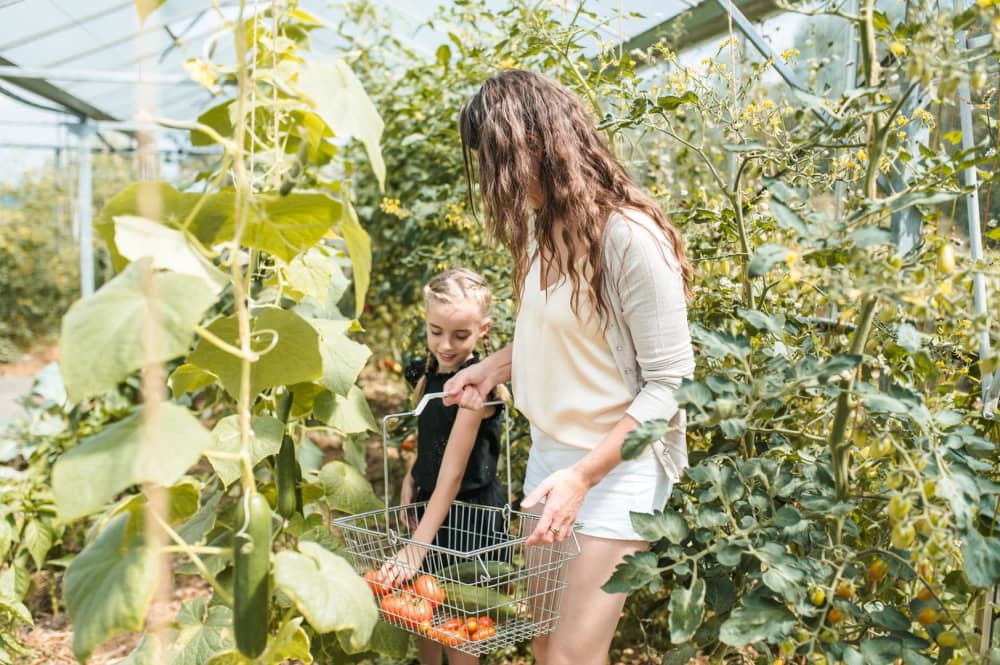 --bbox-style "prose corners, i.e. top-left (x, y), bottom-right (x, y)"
top-left (413, 268), bottom-right (511, 404)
